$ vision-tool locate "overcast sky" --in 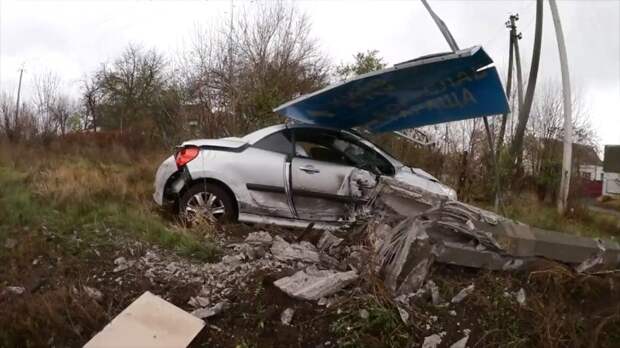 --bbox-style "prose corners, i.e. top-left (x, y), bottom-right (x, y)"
top-left (1, 0), bottom-right (619, 146)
